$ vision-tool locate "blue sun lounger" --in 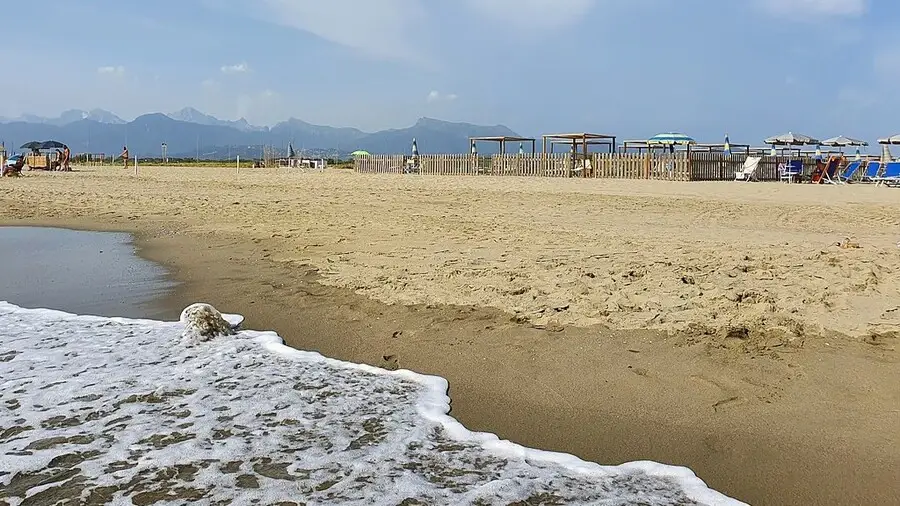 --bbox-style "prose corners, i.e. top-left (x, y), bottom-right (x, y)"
top-left (836, 161), bottom-right (862, 184)
top-left (861, 161), bottom-right (882, 182)
top-left (874, 161), bottom-right (900, 186)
